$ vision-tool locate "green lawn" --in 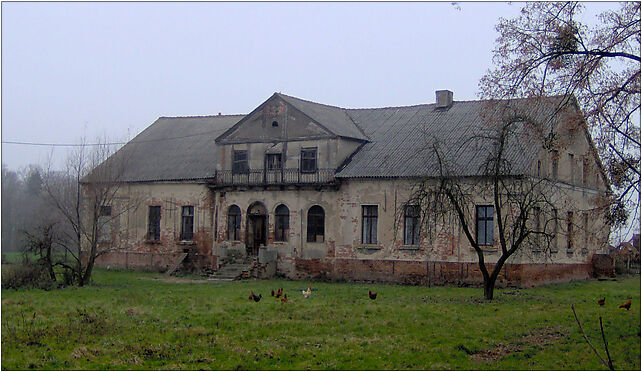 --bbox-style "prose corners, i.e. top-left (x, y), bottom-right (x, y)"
top-left (1, 269), bottom-right (640, 370)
